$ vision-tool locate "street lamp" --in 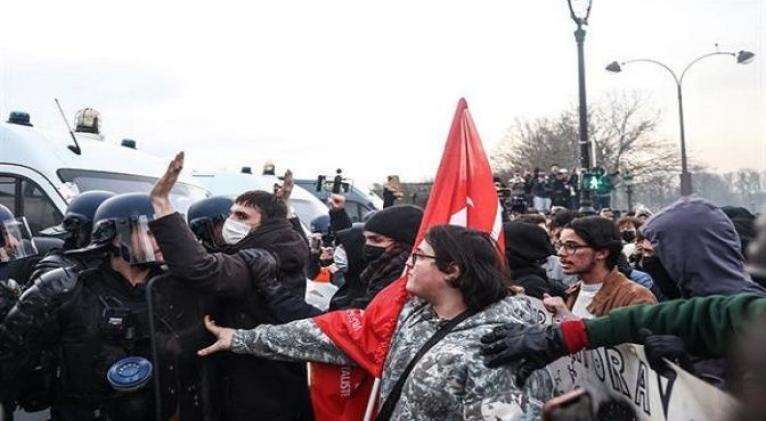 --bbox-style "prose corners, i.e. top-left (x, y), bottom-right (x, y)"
top-left (606, 49), bottom-right (755, 196)
top-left (567, 0), bottom-right (595, 214)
